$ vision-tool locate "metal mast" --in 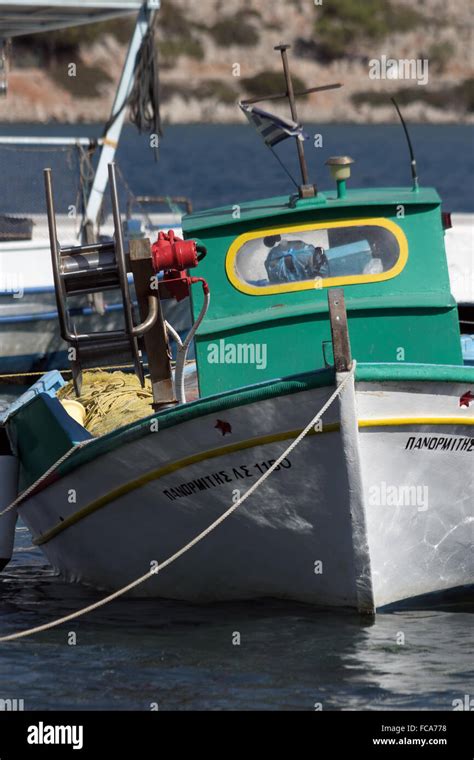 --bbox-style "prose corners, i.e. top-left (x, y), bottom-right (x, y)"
top-left (274, 43), bottom-right (314, 197)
